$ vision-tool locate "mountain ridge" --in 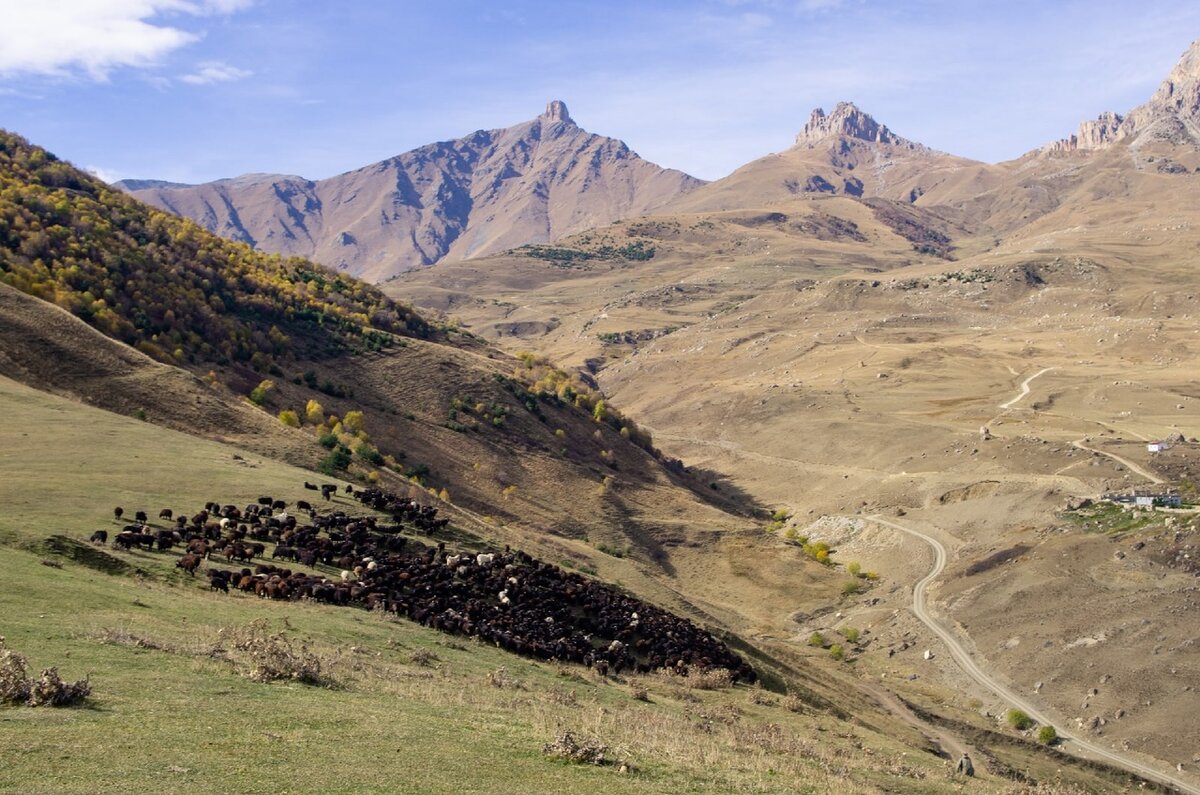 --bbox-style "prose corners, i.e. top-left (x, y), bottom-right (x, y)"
top-left (119, 101), bottom-right (704, 281)
top-left (1041, 37), bottom-right (1200, 153)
